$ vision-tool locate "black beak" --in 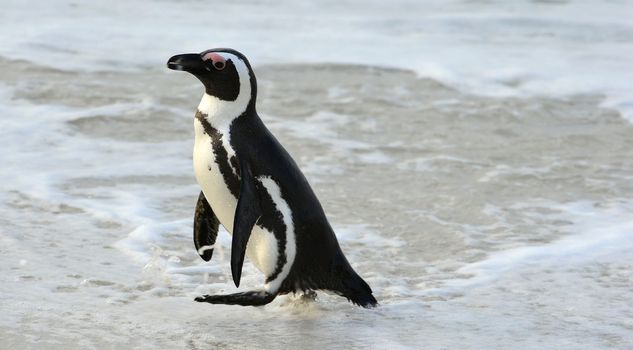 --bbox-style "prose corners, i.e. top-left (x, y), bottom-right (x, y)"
top-left (167, 53), bottom-right (204, 72)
